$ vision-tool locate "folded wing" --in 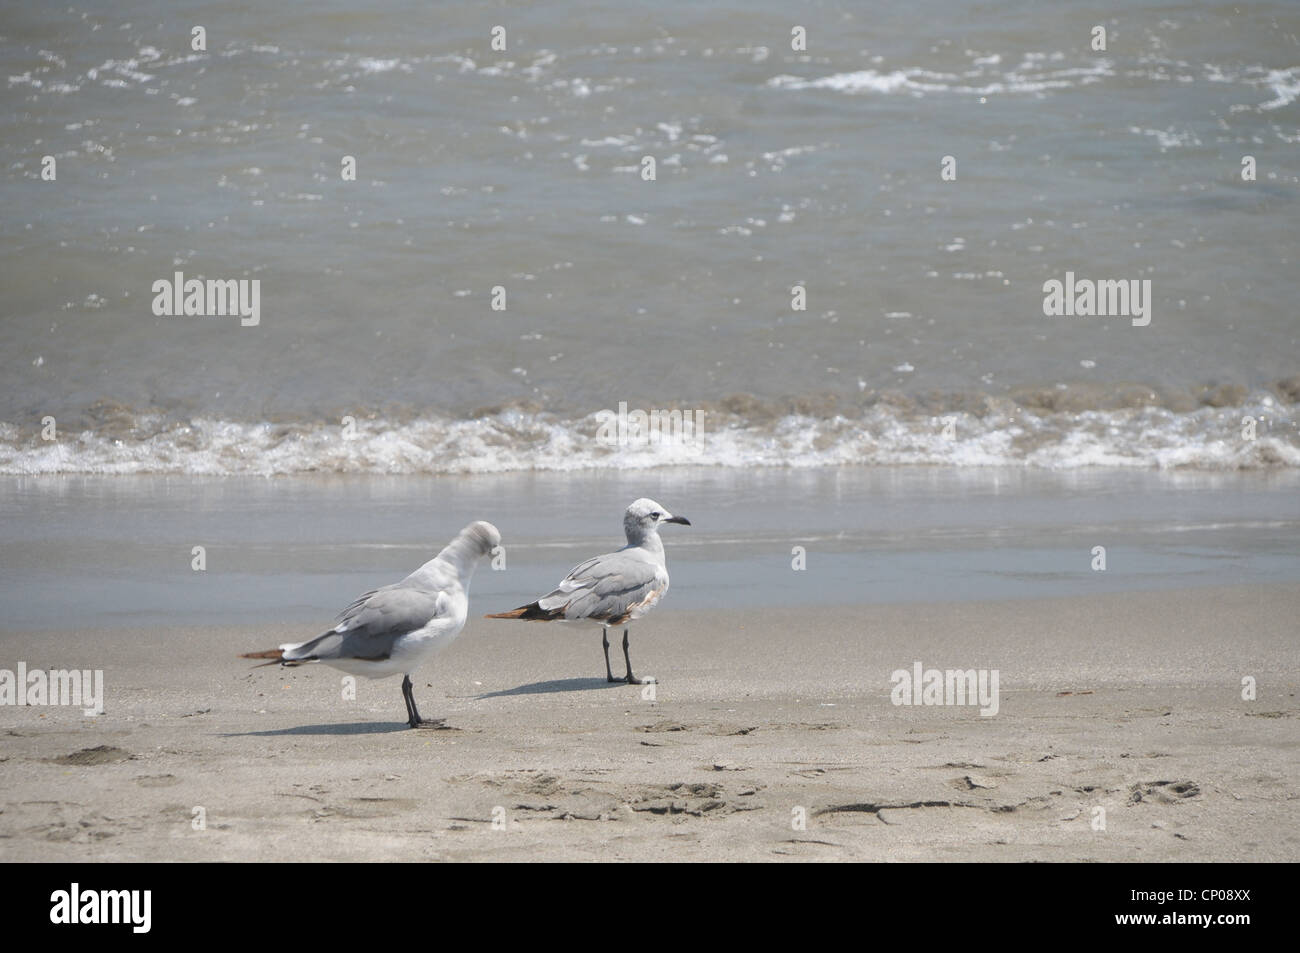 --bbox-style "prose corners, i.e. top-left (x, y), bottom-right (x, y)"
top-left (537, 552), bottom-right (668, 624)
top-left (284, 585), bottom-right (451, 662)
